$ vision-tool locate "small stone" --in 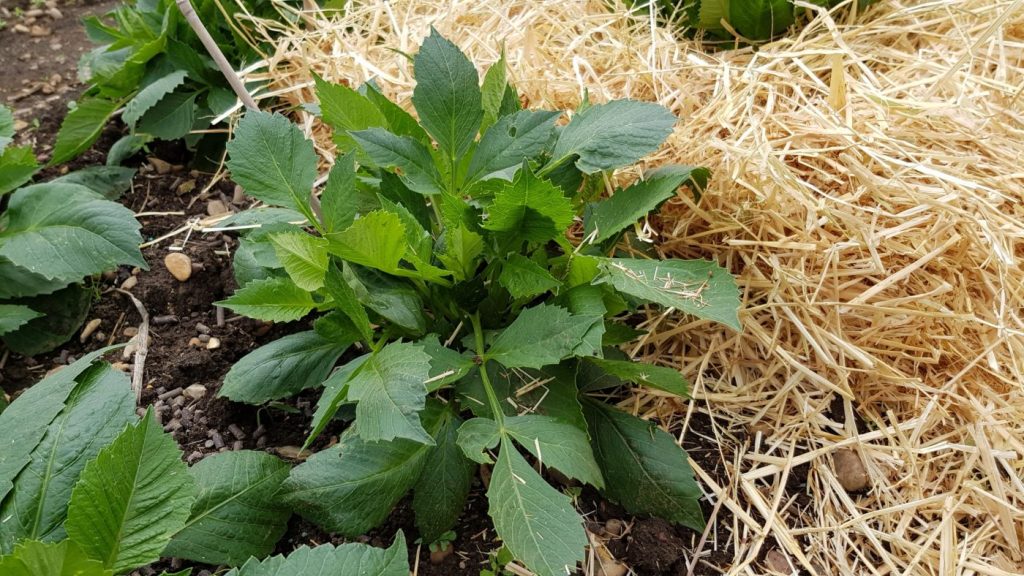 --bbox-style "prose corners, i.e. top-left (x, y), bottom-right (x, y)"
top-left (123, 326), bottom-right (139, 337)
top-left (834, 449), bottom-right (870, 493)
top-left (204, 439), bottom-right (215, 449)
top-left (429, 542), bottom-right (453, 565)
top-left (604, 519), bottom-right (624, 538)
top-left (152, 315), bottom-right (179, 325)
top-left (45, 7), bottom-right (62, 19)
top-left (188, 337), bottom-right (202, 348)
top-left (765, 549), bottom-right (793, 574)
top-left (164, 252), bottom-right (193, 281)
top-left (232, 440), bottom-right (244, 451)
top-left (206, 199), bottom-right (227, 216)
top-left (120, 276), bottom-right (138, 290)
top-left (79, 318), bottom-right (102, 343)
top-left (24, 8), bottom-right (44, 17)
top-left (177, 179), bottom-right (195, 195)
top-left (183, 384), bottom-right (207, 400)
top-left (228, 423), bottom-right (246, 440)
top-left (195, 323), bottom-right (211, 334)
top-left (148, 157), bottom-right (172, 174)
top-left (206, 337), bottom-right (221, 350)
top-left (209, 430), bottom-right (226, 449)
top-left (93, 331), bottom-right (106, 342)
top-left (198, 334), bottom-right (211, 343)
top-left (13, 24), bottom-right (30, 34)
top-left (594, 560), bottom-right (628, 576)
top-left (232, 185), bottom-right (246, 205)
top-left (273, 446), bottom-right (309, 461)
top-left (29, 25), bottom-right (51, 37)
top-left (111, 362), bottom-right (130, 372)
